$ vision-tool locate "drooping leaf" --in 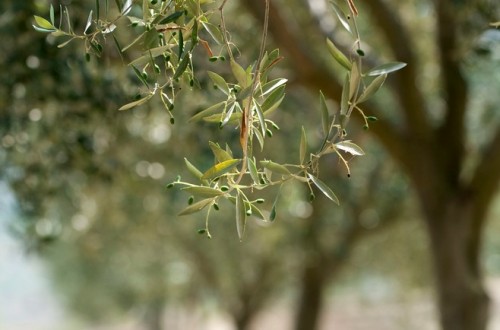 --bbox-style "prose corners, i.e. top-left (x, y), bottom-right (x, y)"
top-left (181, 186), bottom-right (225, 197)
top-left (236, 192), bottom-right (247, 240)
top-left (184, 158), bottom-right (204, 180)
top-left (366, 62), bottom-right (407, 76)
top-left (269, 193), bottom-right (280, 222)
top-left (260, 78), bottom-right (287, 97)
top-left (201, 159), bottom-right (241, 180)
top-left (261, 85), bottom-right (285, 114)
top-left (340, 73), bottom-right (350, 115)
top-left (319, 91), bottom-right (329, 137)
top-left (254, 102), bottom-right (267, 138)
top-left (118, 94), bottom-right (153, 110)
top-left (300, 126), bottom-right (307, 165)
top-left (200, 21), bottom-right (224, 44)
top-left (247, 157), bottom-right (260, 185)
top-left (326, 38), bottom-right (352, 71)
top-left (220, 102), bottom-right (238, 127)
top-left (189, 101), bottom-right (225, 122)
top-left (308, 174), bottom-right (339, 204)
top-left (260, 160), bottom-right (291, 175)
top-left (349, 63), bottom-right (361, 101)
top-left (178, 198), bottom-right (213, 216)
top-left (173, 52), bottom-right (190, 79)
top-left (84, 10), bottom-right (93, 34)
top-left (207, 71), bottom-right (230, 96)
top-left (159, 11), bottom-right (184, 24)
top-left (335, 140), bottom-right (365, 156)
top-left (357, 74), bottom-right (387, 103)
top-left (330, 1), bottom-right (352, 33)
